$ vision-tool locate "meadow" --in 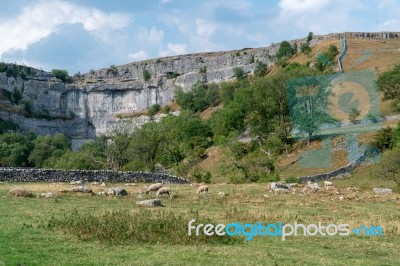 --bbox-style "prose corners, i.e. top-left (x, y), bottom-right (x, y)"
top-left (0, 175), bottom-right (399, 266)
